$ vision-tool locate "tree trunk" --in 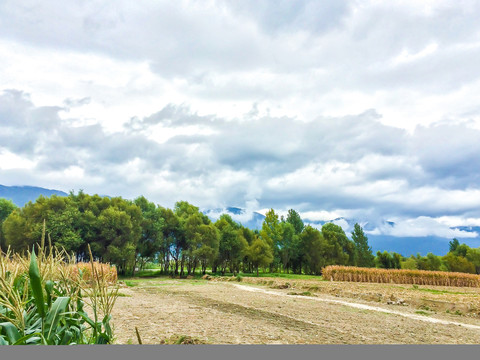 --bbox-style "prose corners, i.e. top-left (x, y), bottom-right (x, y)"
top-left (132, 255), bottom-right (138, 277)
